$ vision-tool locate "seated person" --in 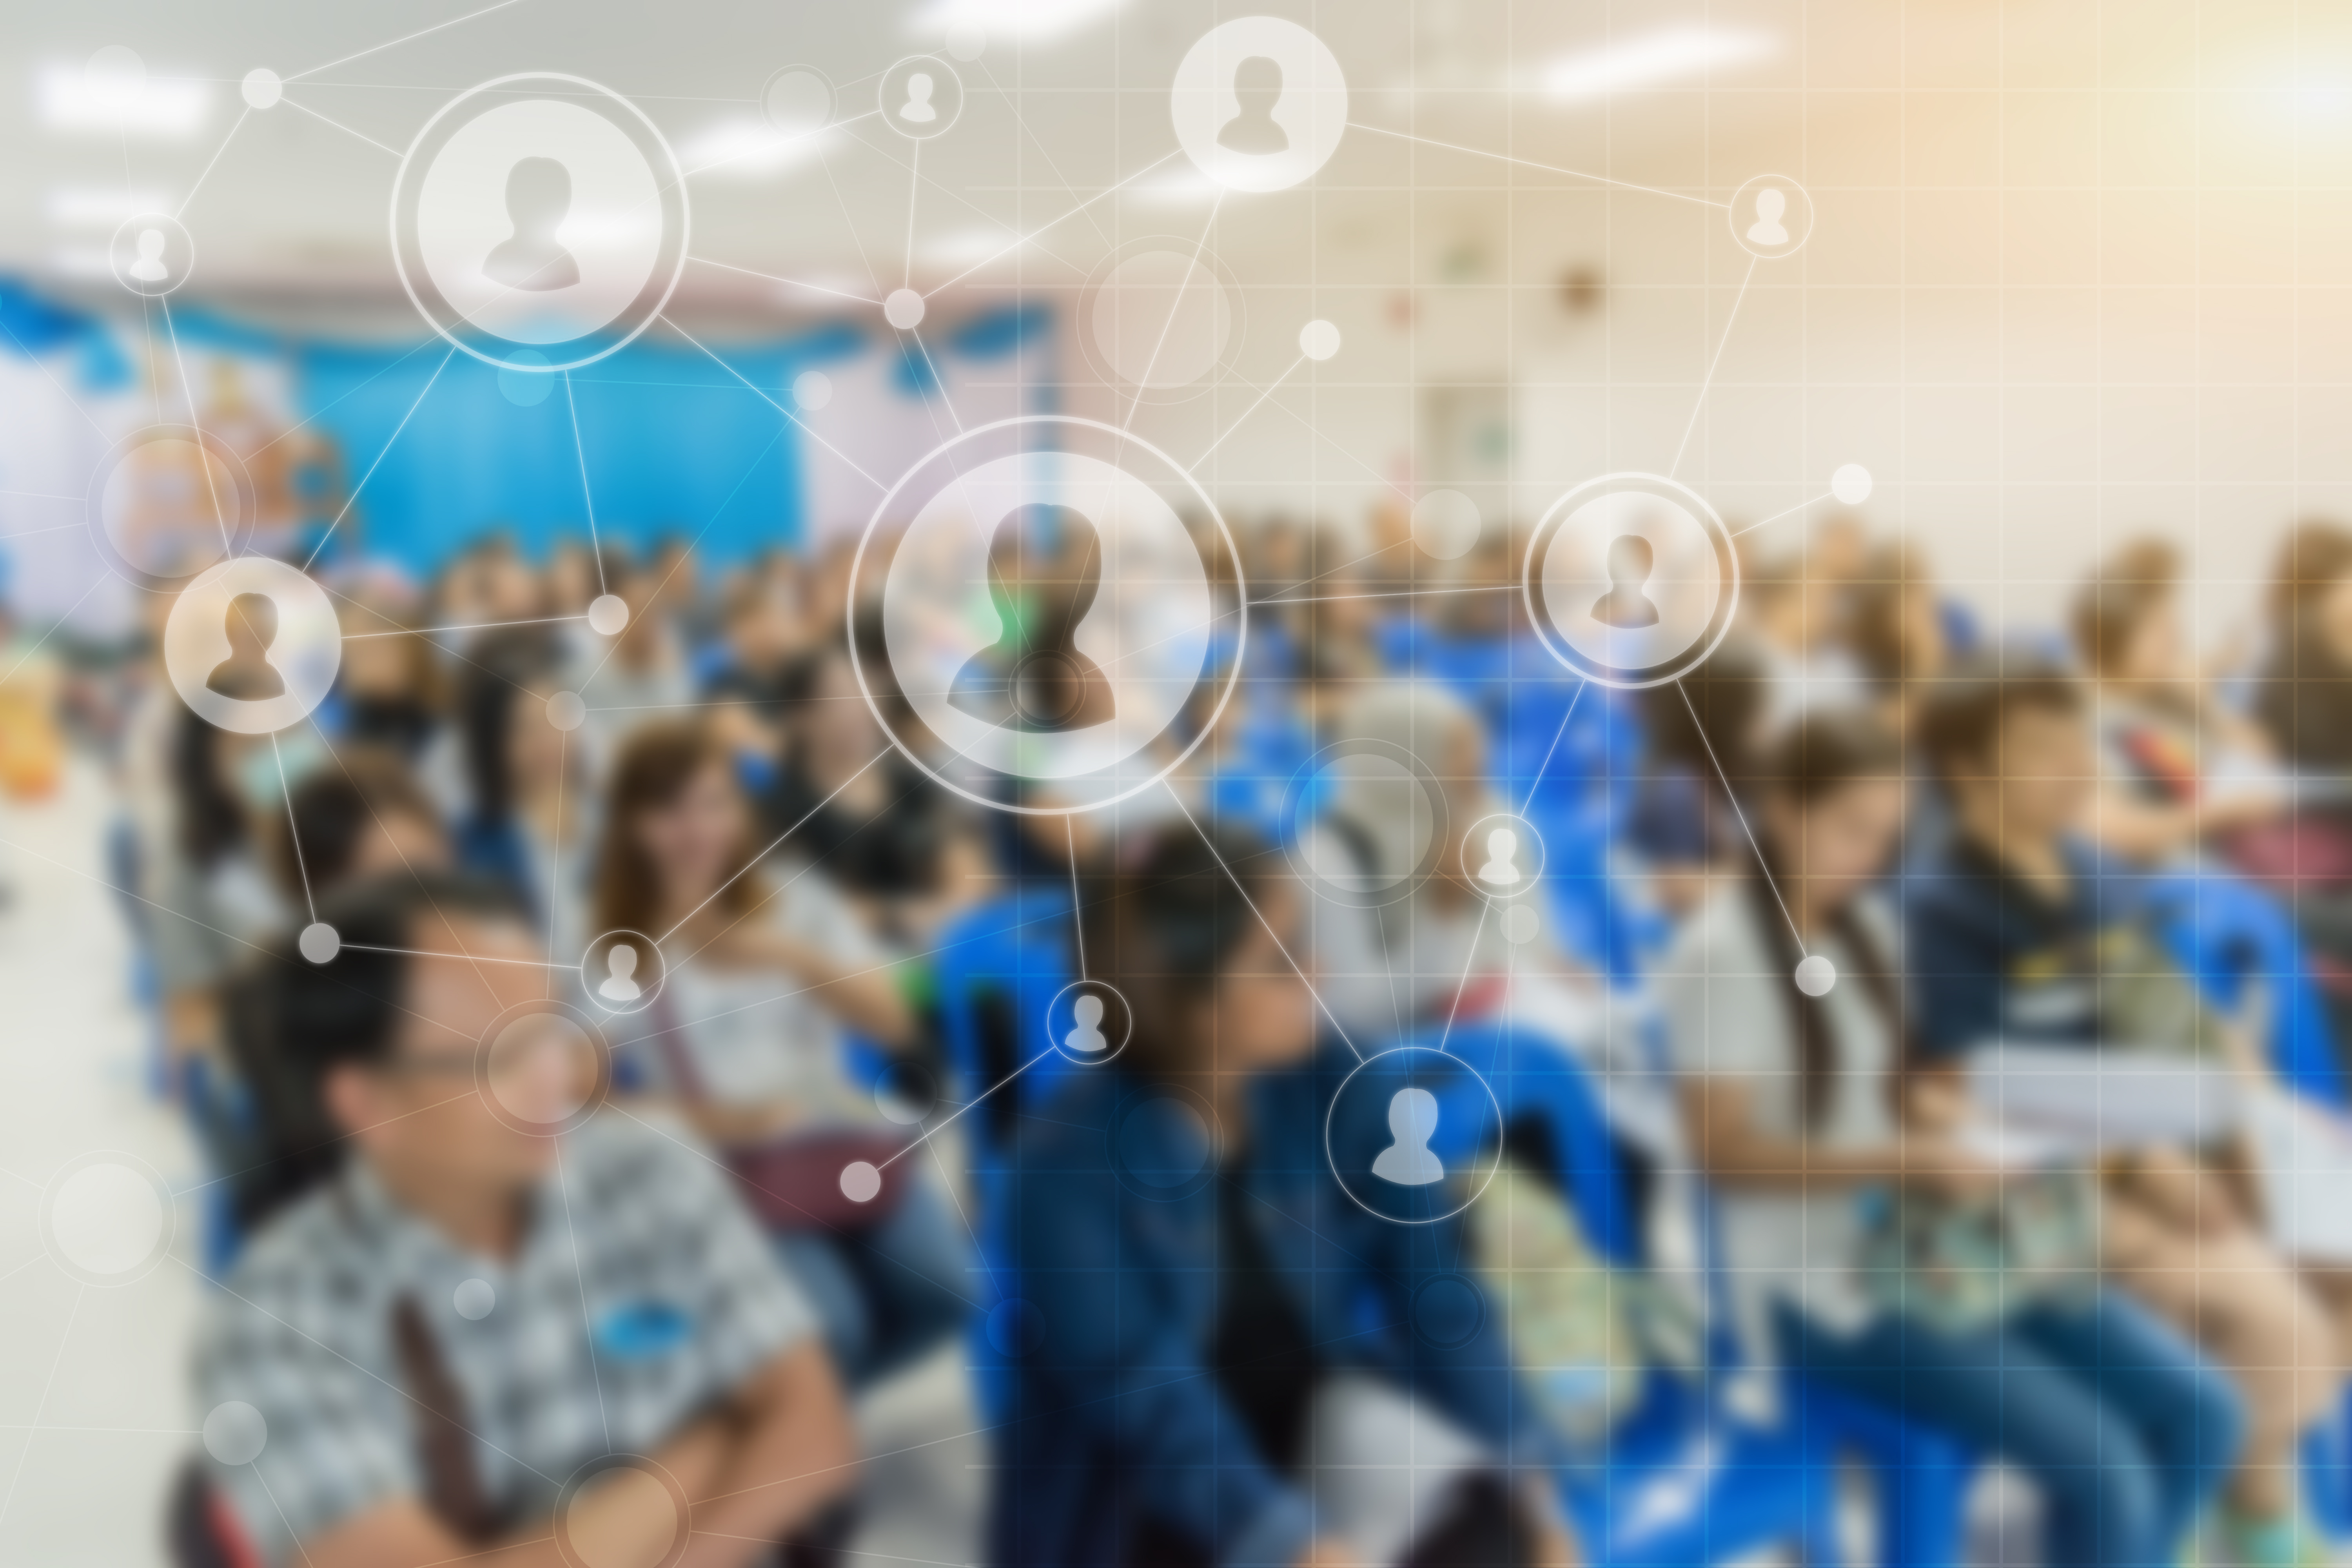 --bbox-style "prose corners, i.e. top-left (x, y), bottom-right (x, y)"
top-left (1664, 709), bottom-right (2241, 1568)
top-left (995, 824), bottom-right (1578, 1568)
top-left (593, 720), bottom-right (969, 1390)
top-left (194, 871), bottom-right (857, 1567)
top-left (452, 630), bottom-right (588, 942)
top-left (271, 746), bottom-right (450, 910)
top-left (2071, 538), bottom-right (2284, 866)
top-left (1907, 661), bottom-right (2347, 1565)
